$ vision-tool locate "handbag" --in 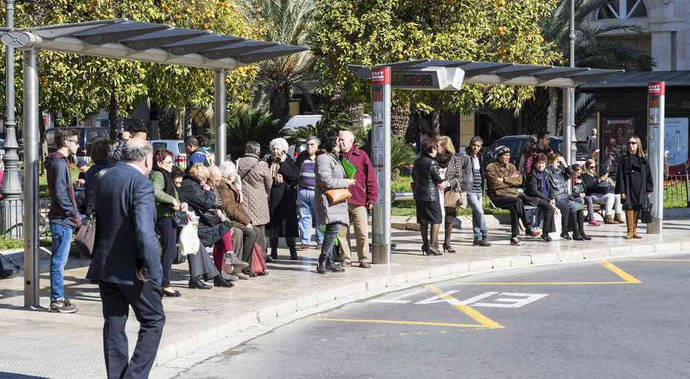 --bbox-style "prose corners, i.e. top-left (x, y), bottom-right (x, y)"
top-left (443, 191), bottom-right (467, 208)
top-left (640, 198), bottom-right (653, 223)
top-left (325, 188), bottom-right (352, 205)
top-left (250, 243), bottom-right (267, 274)
top-left (172, 210), bottom-right (189, 228)
top-left (74, 217), bottom-right (96, 257)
